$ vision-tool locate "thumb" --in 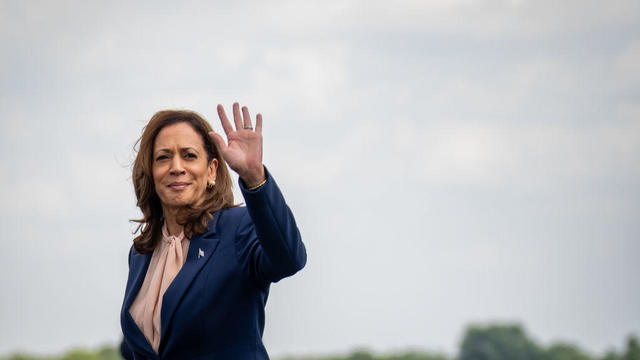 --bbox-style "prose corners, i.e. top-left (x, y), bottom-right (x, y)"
top-left (209, 131), bottom-right (227, 151)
